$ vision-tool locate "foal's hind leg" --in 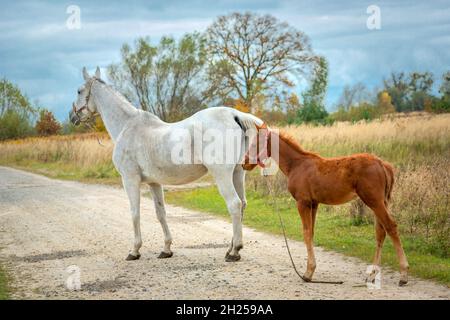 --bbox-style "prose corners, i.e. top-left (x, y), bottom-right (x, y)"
top-left (367, 218), bottom-right (386, 283)
top-left (364, 201), bottom-right (409, 286)
top-left (149, 183), bottom-right (173, 259)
